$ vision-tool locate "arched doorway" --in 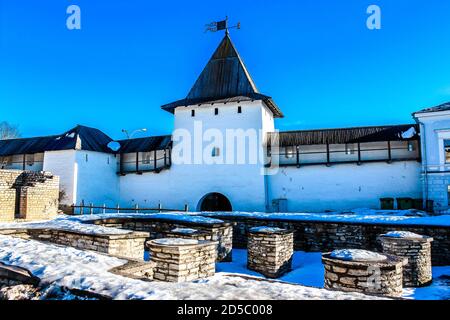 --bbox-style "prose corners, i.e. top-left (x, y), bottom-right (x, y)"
top-left (198, 193), bottom-right (232, 212)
